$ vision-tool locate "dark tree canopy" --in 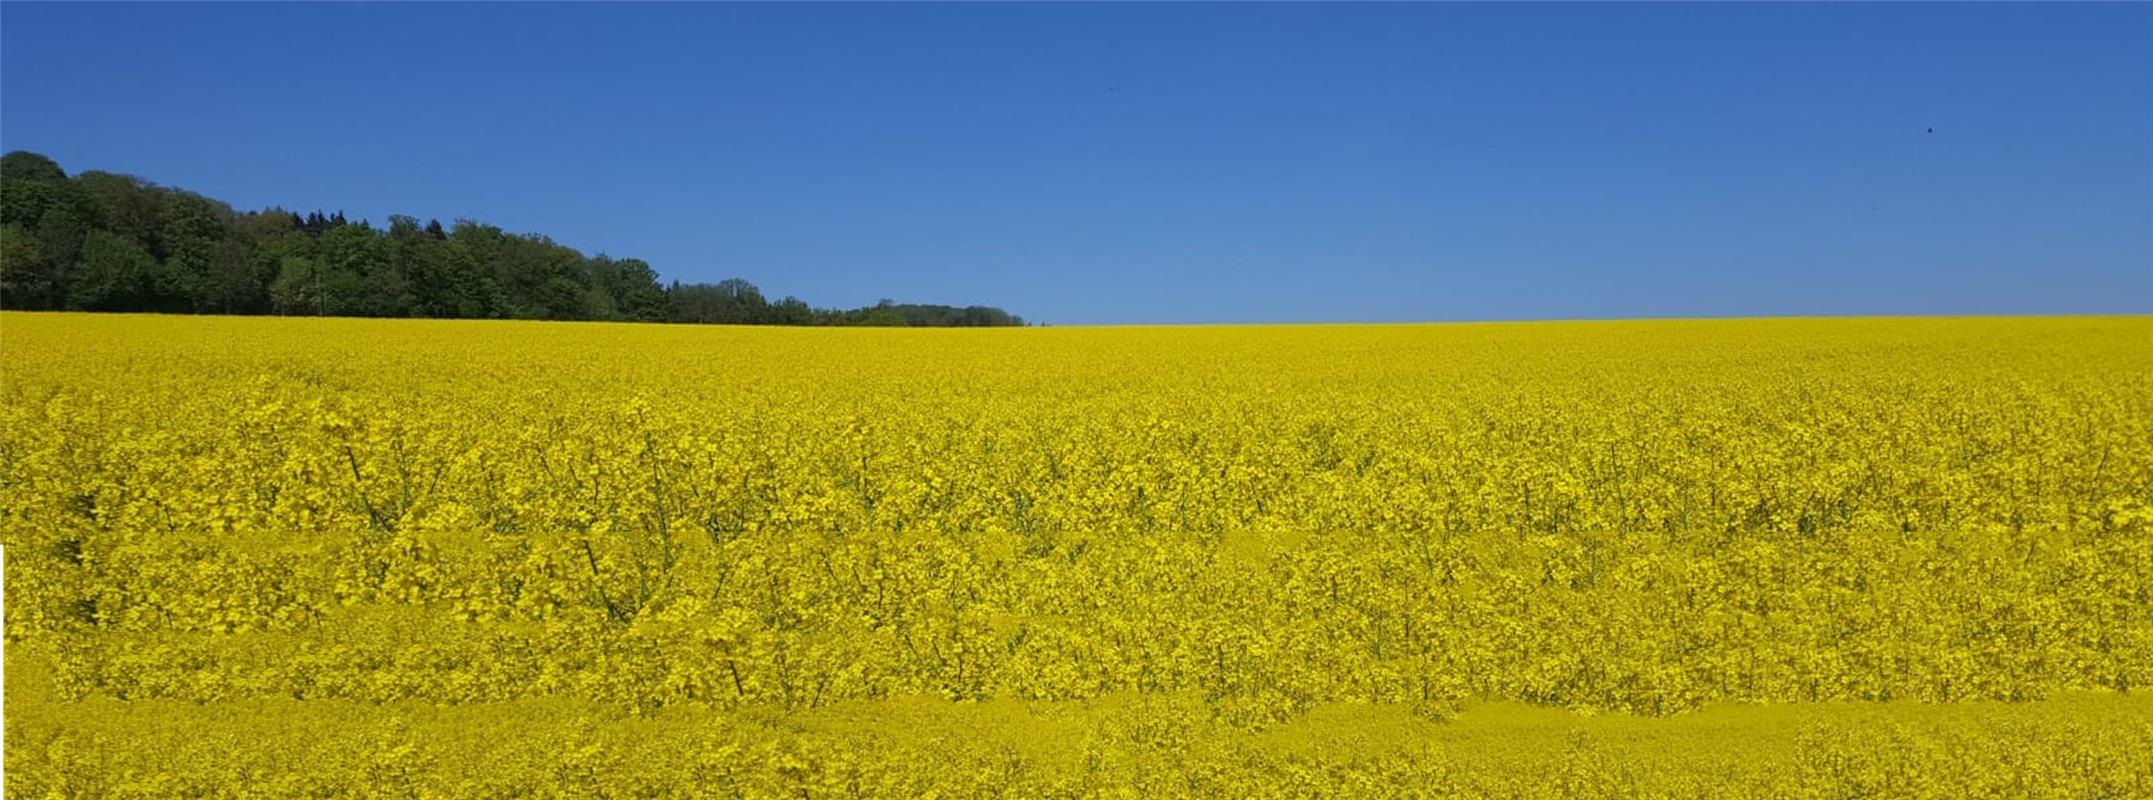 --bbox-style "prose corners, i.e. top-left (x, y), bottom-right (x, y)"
top-left (0, 152), bottom-right (1024, 327)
